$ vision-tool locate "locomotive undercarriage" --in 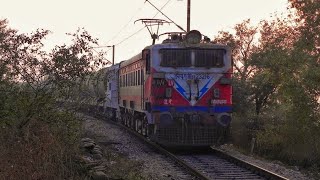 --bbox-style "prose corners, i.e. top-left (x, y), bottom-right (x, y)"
top-left (155, 113), bottom-right (230, 147)
top-left (119, 107), bottom-right (151, 137)
top-left (155, 124), bottom-right (229, 147)
top-left (118, 107), bottom-right (230, 147)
